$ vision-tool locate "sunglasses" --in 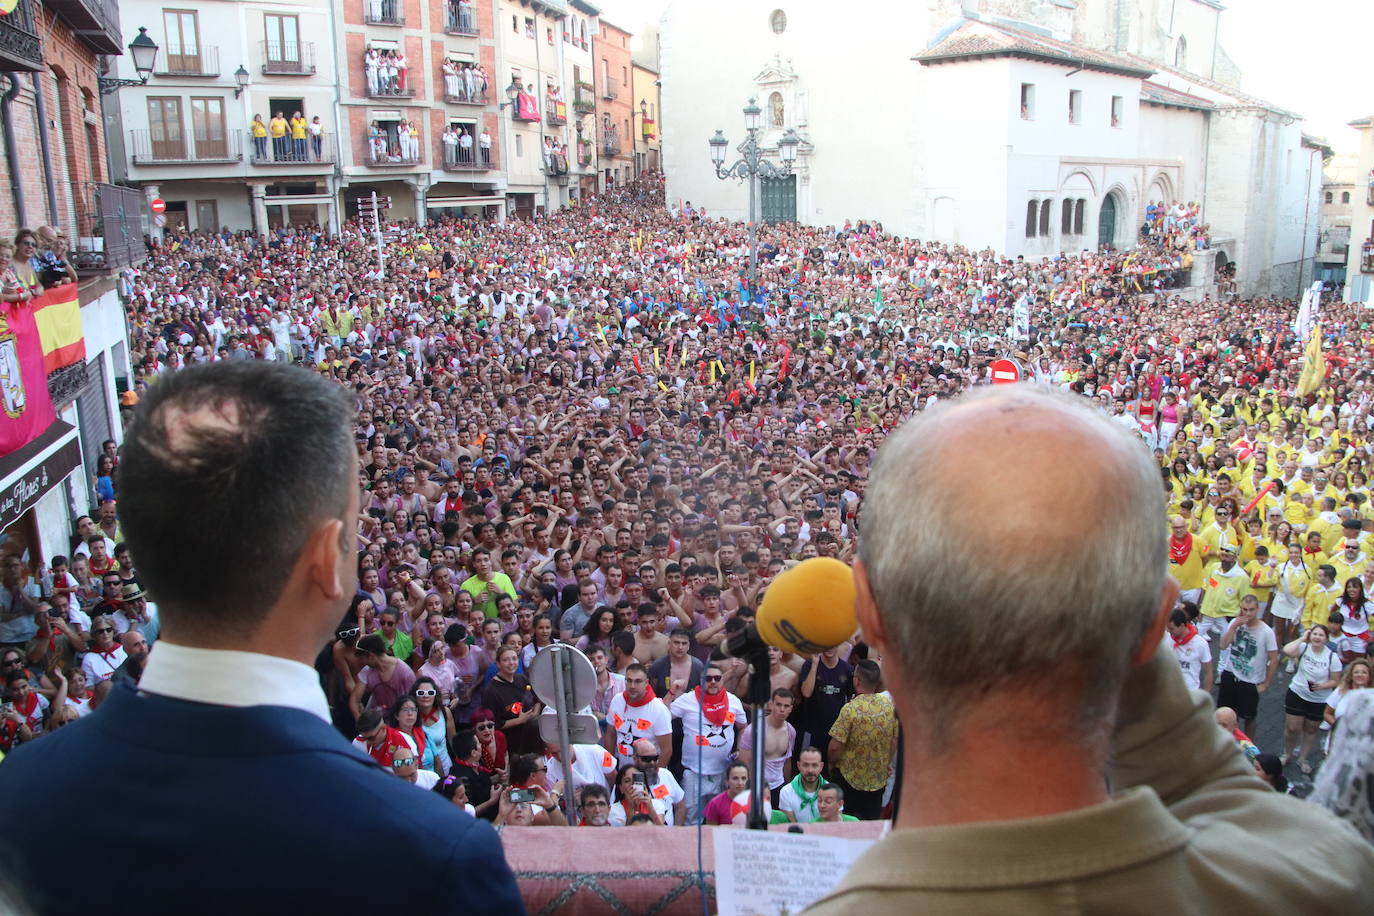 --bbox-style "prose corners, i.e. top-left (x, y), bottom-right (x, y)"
top-left (391, 758), bottom-right (416, 768)
top-left (92, 627), bottom-right (114, 634)
top-left (636, 754), bottom-right (659, 763)
top-left (414, 688), bottom-right (437, 697)
top-left (475, 722), bottom-right (495, 730)
top-left (703, 674), bottom-right (723, 682)
top-left (338, 627), bottom-right (360, 639)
